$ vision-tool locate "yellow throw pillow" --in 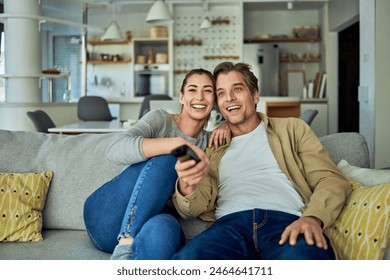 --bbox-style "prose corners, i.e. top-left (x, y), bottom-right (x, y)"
top-left (0, 171), bottom-right (53, 242)
top-left (326, 181), bottom-right (390, 259)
